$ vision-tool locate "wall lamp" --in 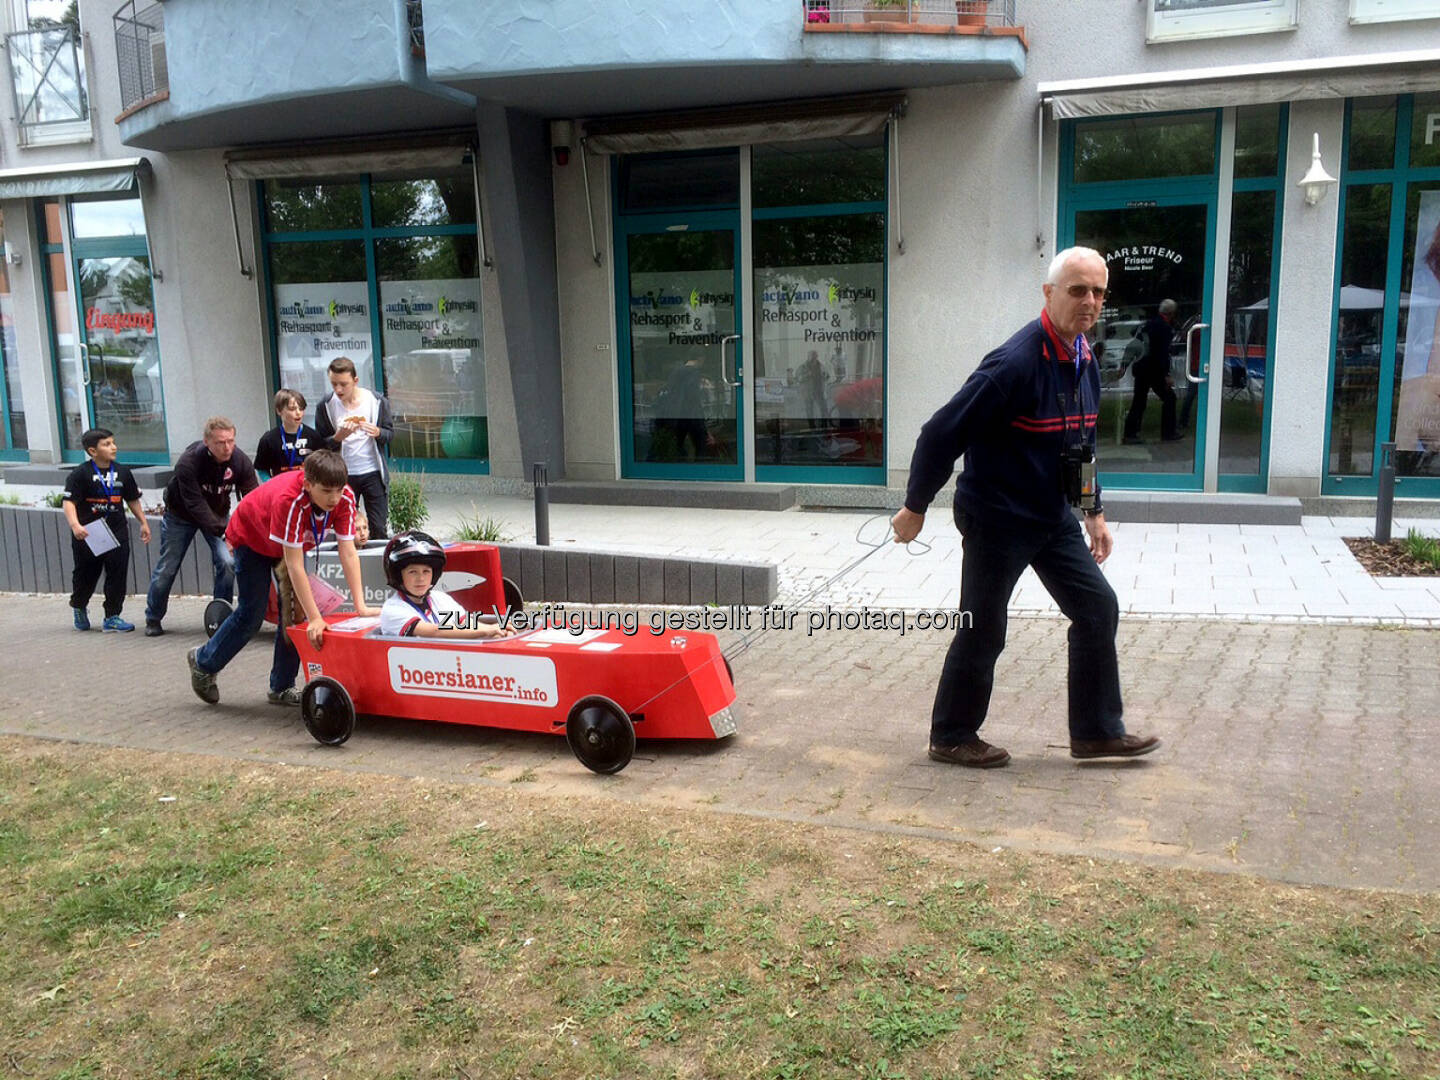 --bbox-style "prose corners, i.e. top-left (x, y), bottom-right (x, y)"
top-left (1297, 132), bottom-right (1338, 207)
